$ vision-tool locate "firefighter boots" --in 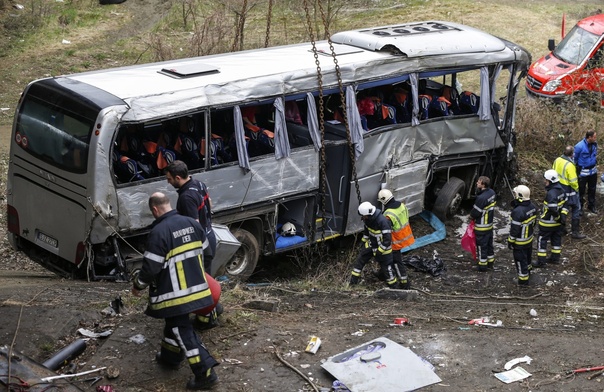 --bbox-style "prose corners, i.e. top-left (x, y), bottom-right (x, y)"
top-left (187, 368), bottom-right (218, 390)
top-left (571, 219), bottom-right (586, 239)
